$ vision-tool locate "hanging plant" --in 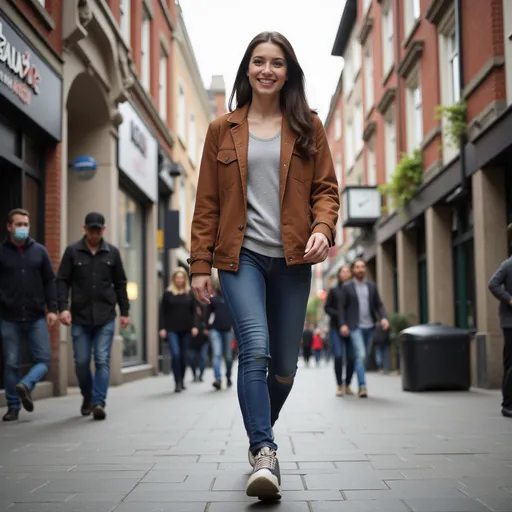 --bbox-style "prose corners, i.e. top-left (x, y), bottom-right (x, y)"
top-left (378, 149), bottom-right (423, 214)
top-left (435, 100), bottom-right (467, 148)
